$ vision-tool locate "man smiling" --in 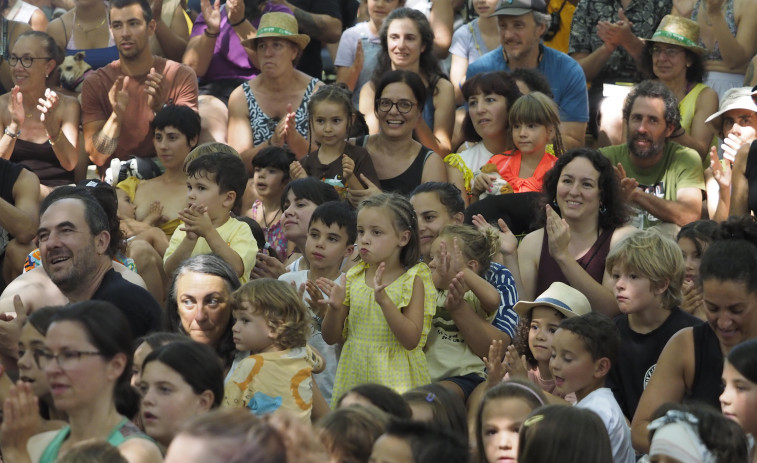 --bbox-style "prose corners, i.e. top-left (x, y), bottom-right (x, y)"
top-left (466, 0), bottom-right (588, 148)
top-left (81, 0), bottom-right (198, 167)
top-left (600, 80), bottom-right (704, 231)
